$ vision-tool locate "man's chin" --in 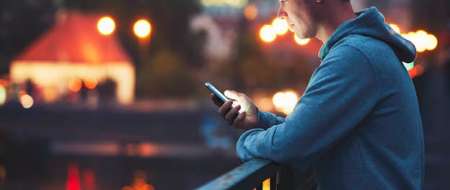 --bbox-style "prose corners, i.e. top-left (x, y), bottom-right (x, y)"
top-left (294, 31), bottom-right (308, 39)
